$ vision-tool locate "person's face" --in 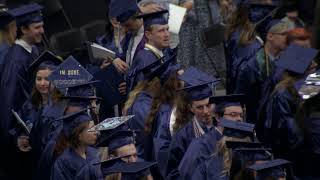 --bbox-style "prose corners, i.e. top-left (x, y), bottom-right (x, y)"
top-left (268, 32), bottom-right (288, 51)
top-left (116, 143), bottom-right (138, 163)
top-left (291, 39), bottom-right (311, 48)
top-left (79, 121), bottom-right (98, 146)
top-left (121, 17), bottom-right (142, 32)
top-left (146, 24), bottom-right (170, 49)
top-left (190, 98), bottom-right (214, 124)
top-left (286, 11), bottom-right (299, 20)
top-left (35, 69), bottom-right (52, 96)
top-left (223, 106), bottom-right (244, 122)
top-left (21, 21), bottom-right (44, 44)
